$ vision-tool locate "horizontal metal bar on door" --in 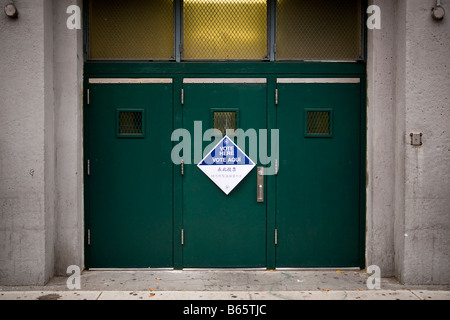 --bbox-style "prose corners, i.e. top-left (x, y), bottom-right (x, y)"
top-left (89, 78), bottom-right (173, 84)
top-left (277, 78), bottom-right (360, 84)
top-left (183, 268), bottom-right (267, 271)
top-left (276, 267), bottom-right (361, 271)
top-left (89, 268), bottom-right (175, 271)
top-left (183, 78), bottom-right (267, 84)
